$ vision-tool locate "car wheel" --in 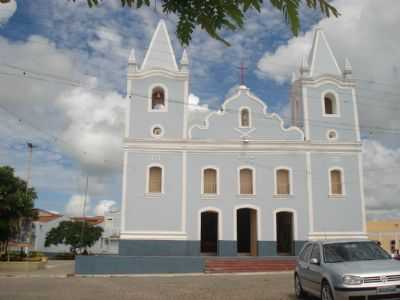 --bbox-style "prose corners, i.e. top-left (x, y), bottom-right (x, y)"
top-left (294, 274), bottom-right (306, 299)
top-left (321, 281), bottom-right (334, 300)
